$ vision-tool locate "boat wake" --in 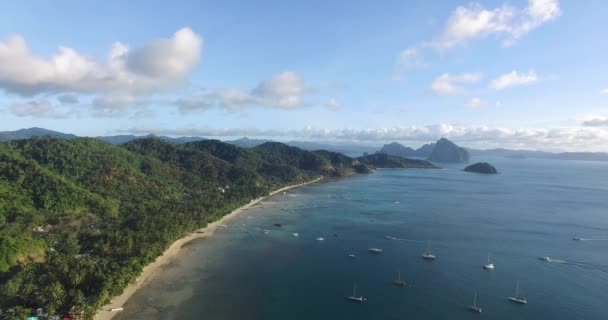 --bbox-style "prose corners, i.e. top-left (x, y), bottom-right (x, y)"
top-left (573, 237), bottom-right (608, 241)
top-left (540, 256), bottom-right (608, 276)
top-left (384, 236), bottom-right (423, 243)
